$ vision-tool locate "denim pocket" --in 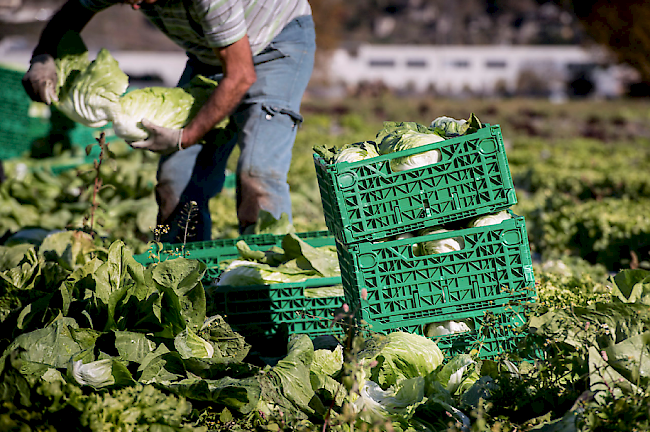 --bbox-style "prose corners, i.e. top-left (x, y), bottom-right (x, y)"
top-left (253, 44), bottom-right (287, 65)
top-left (237, 102), bottom-right (300, 179)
